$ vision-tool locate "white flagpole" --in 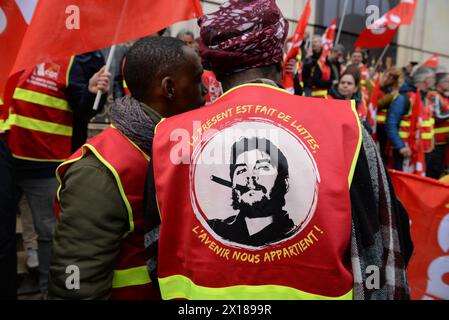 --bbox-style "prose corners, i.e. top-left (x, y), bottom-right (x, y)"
top-left (373, 44), bottom-right (390, 72)
top-left (335, 0), bottom-right (349, 45)
top-left (93, 44), bottom-right (116, 110)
